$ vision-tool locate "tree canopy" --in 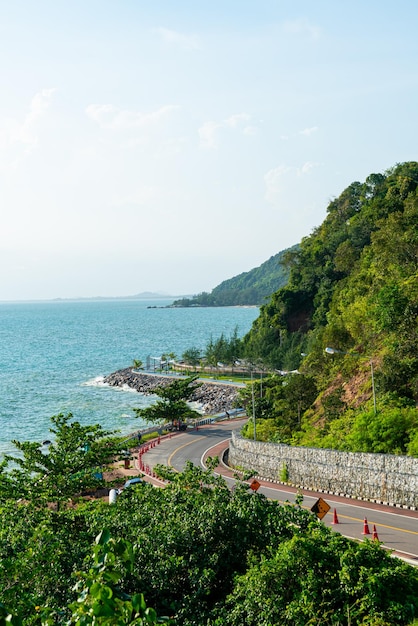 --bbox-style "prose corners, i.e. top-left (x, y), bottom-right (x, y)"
top-left (133, 375), bottom-right (202, 426)
top-left (0, 461), bottom-right (417, 625)
top-left (237, 162), bottom-right (418, 455)
top-left (2, 413), bottom-right (122, 507)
